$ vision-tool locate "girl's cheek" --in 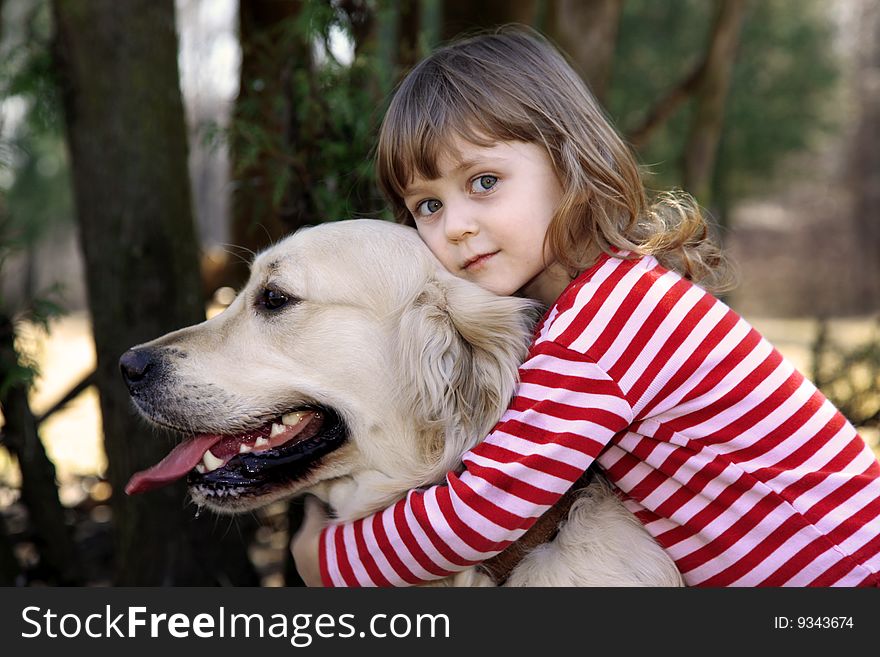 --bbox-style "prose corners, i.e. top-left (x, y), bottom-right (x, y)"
top-left (415, 224), bottom-right (439, 248)
top-left (415, 227), bottom-right (458, 274)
